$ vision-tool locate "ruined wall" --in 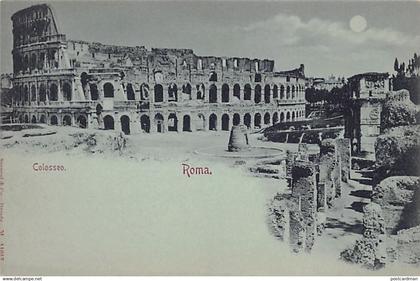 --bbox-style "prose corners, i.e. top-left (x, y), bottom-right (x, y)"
top-left (372, 176), bottom-right (420, 234)
top-left (340, 203), bottom-right (387, 269)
